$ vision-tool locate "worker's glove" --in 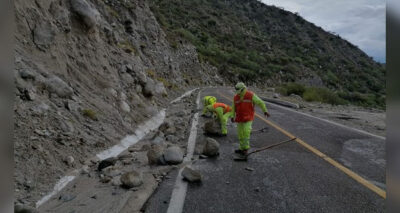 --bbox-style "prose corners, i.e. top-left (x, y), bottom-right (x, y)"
top-left (264, 112), bottom-right (270, 118)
